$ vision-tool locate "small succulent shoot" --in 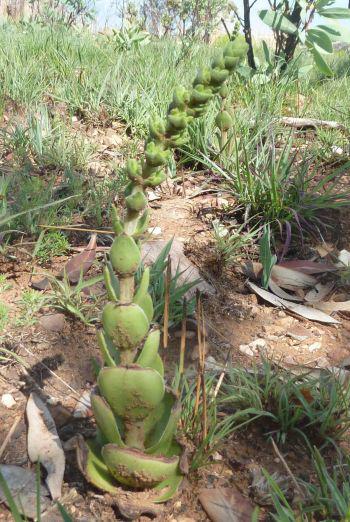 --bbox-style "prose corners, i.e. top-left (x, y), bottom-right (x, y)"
top-left (77, 35), bottom-right (248, 502)
top-left (215, 34), bottom-right (248, 153)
